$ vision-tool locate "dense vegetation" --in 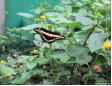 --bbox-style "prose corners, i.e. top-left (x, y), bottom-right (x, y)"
top-left (0, 0), bottom-right (111, 85)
